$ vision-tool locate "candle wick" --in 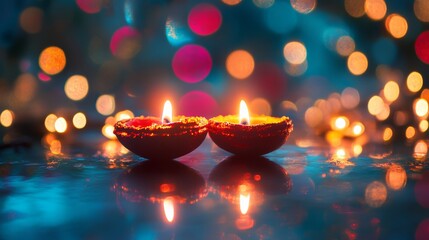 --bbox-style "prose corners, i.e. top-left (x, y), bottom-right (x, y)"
top-left (240, 120), bottom-right (249, 125)
top-left (163, 118), bottom-right (171, 124)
